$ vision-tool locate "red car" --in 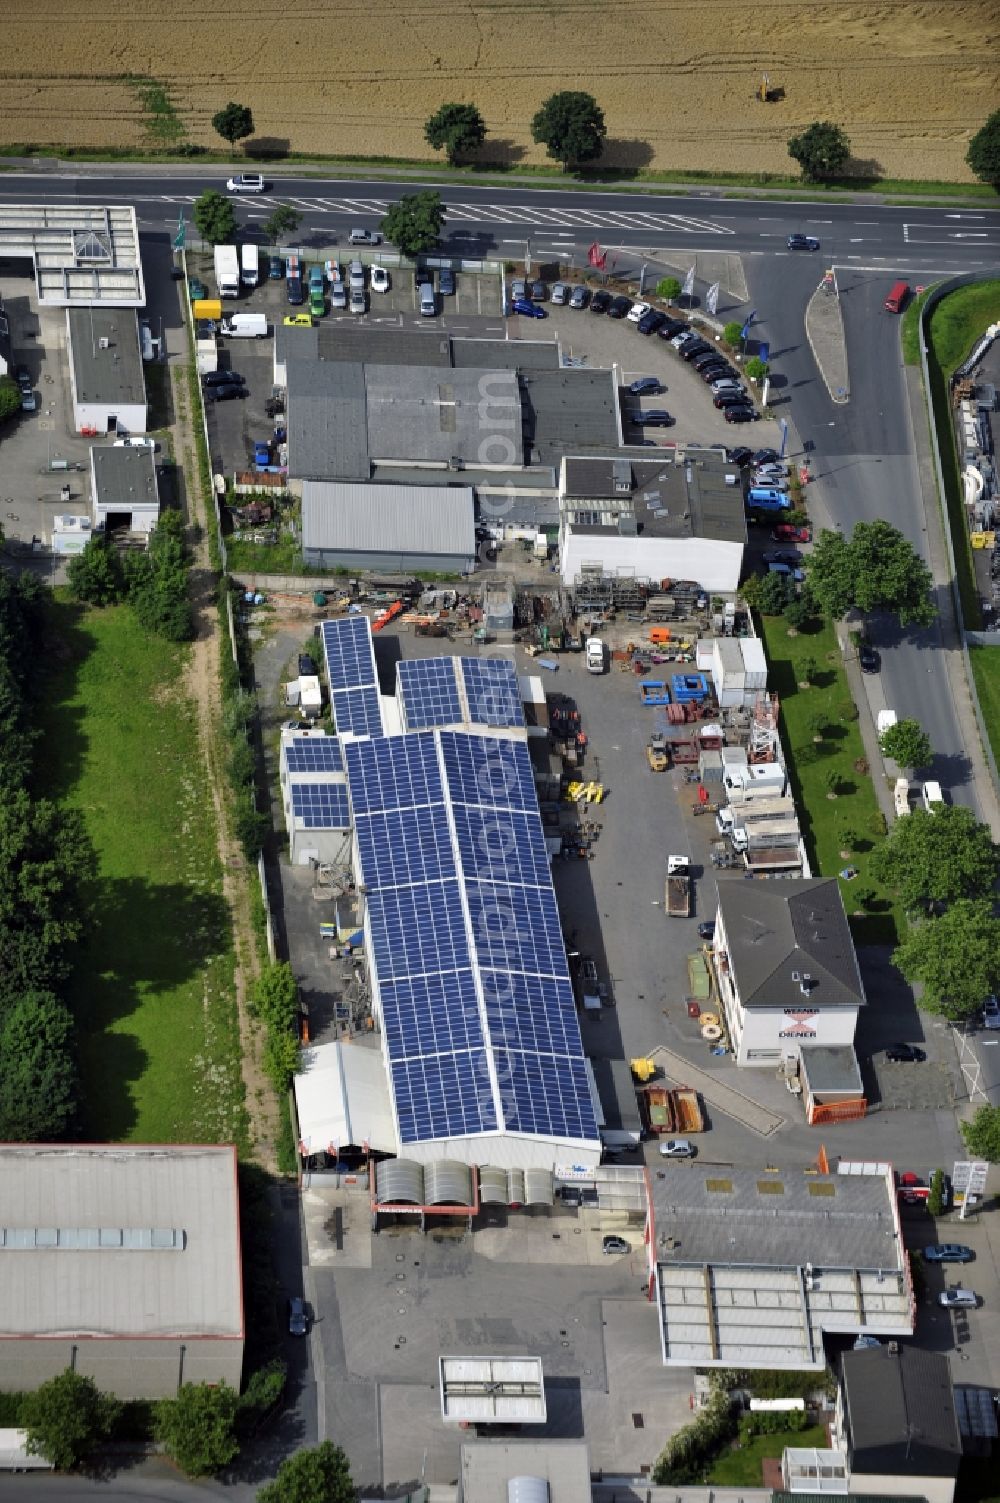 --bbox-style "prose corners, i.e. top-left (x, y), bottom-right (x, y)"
top-left (771, 524), bottom-right (811, 543)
